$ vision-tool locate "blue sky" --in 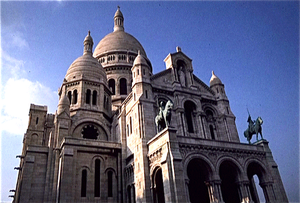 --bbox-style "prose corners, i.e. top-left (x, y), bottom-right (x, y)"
top-left (1, 1), bottom-right (299, 202)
